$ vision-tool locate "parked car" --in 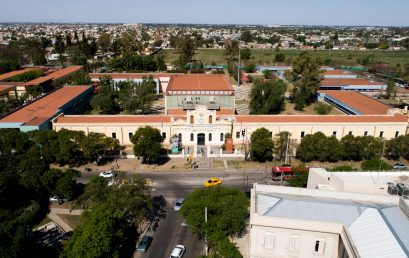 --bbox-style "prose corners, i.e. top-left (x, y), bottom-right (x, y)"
top-left (173, 198), bottom-right (185, 211)
top-left (99, 170), bottom-right (114, 178)
top-left (136, 235), bottom-right (153, 253)
top-left (49, 196), bottom-right (66, 204)
top-left (393, 163), bottom-right (407, 170)
top-left (204, 177), bottom-right (222, 187)
top-left (170, 244), bottom-right (186, 258)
